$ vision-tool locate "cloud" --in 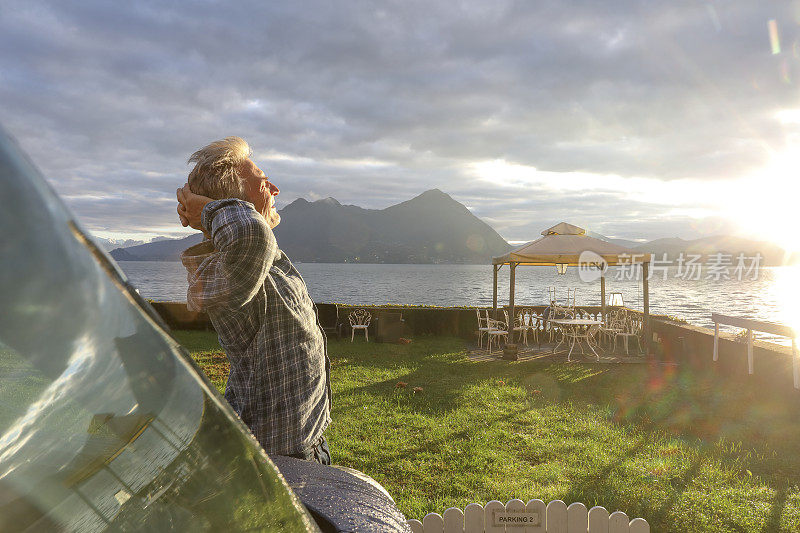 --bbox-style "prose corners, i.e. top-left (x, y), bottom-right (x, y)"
top-left (1, 0), bottom-right (798, 242)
